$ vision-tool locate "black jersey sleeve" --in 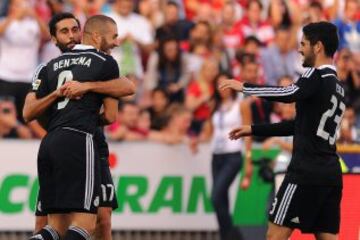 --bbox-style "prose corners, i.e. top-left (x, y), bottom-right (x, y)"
top-left (243, 68), bottom-right (321, 103)
top-left (34, 65), bottom-right (50, 99)
top-left (251, 120), bottom-right (295, 136)
top-left (99, 57), bottom-right (120, 81)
